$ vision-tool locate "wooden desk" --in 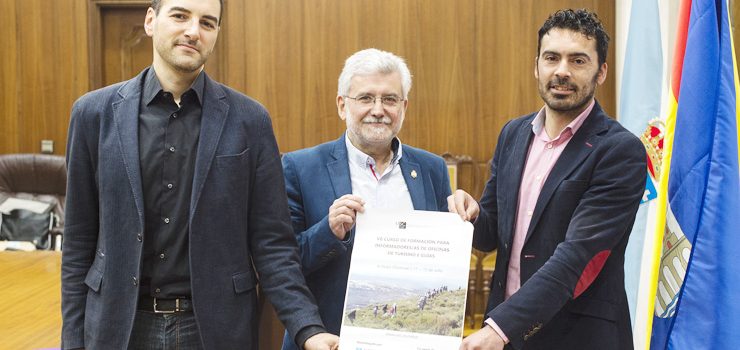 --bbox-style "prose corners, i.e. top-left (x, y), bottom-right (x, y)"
top-left (0, 251), bottom-right (61, 349)
top-left (0, 250), bottom-right (490, 348)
